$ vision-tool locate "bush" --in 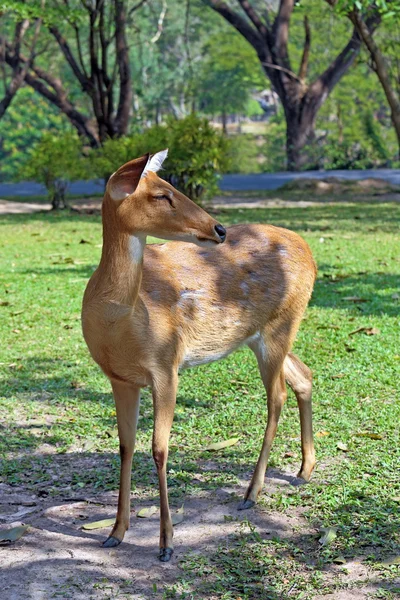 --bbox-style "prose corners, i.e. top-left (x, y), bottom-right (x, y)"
top-left (225, 134), bottom-right (263, 174)
top-left (90, 115), bottom-right (229, 203)
top-left (23, 132), bottom-right (86, 209)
